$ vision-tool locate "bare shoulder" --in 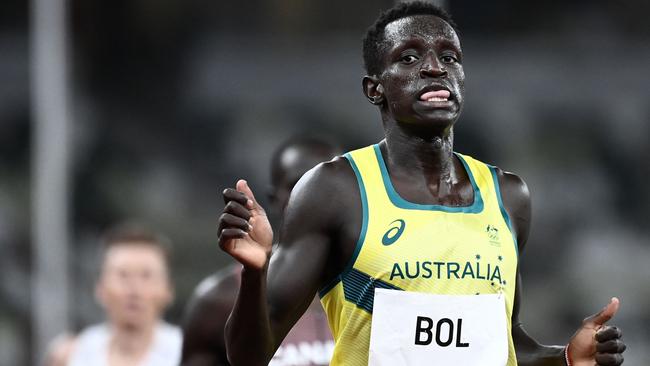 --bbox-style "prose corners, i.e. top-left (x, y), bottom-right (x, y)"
top-left (291, 155), bottom-right (357, 197)
top-left (494, 167), bottom-right (530, 207)
top-left (283, 155), bottom-right (359, 227)
top-left (269, 154), bottom-right (362, 301)
top-left (182, 265), bottom-right (239, 337)
top-left (185, 265), bottom-right (240, 316)
top-left (181, 265), bottom-right (241, 363)
top-left (493, 167), bottom-right (532, 252)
